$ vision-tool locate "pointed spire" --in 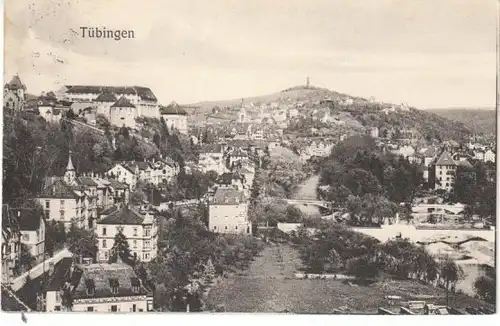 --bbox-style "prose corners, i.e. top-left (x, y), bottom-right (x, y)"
top-left (66, 151), bottom-right (75, 171)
